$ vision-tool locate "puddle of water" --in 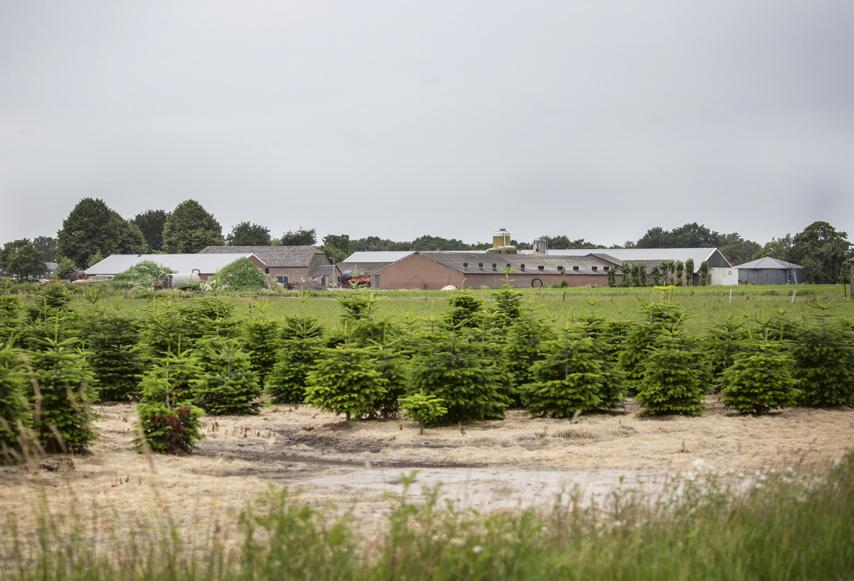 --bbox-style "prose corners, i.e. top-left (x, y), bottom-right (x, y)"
top-left (296, 466), bottom-right (669, 511)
